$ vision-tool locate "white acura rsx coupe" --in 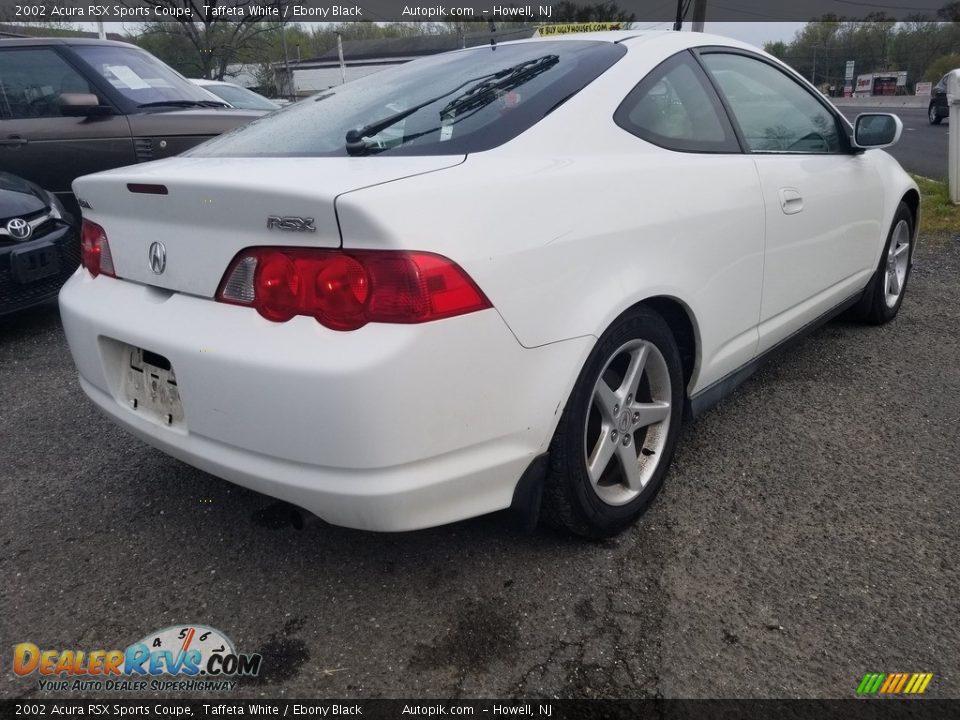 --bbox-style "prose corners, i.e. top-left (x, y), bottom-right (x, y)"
top-left (60, 31), bottom-right (918, 536)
